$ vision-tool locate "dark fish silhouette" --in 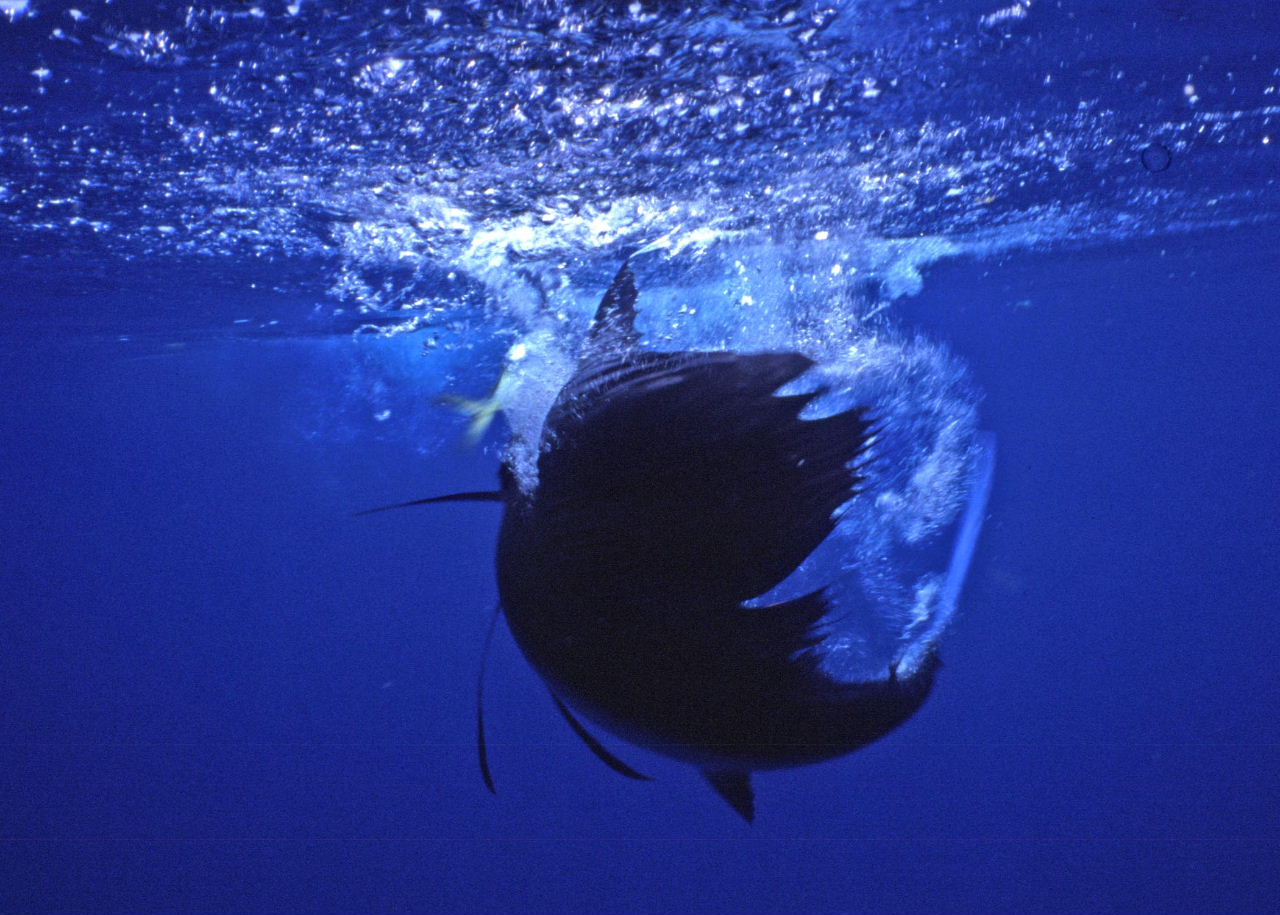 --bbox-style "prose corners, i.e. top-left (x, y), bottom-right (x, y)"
top-left (366, 261), bottom-right (945, 821)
